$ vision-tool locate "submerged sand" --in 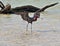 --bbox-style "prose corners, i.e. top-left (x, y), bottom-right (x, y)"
top-left (0, 30), bottom-right (60, 46)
